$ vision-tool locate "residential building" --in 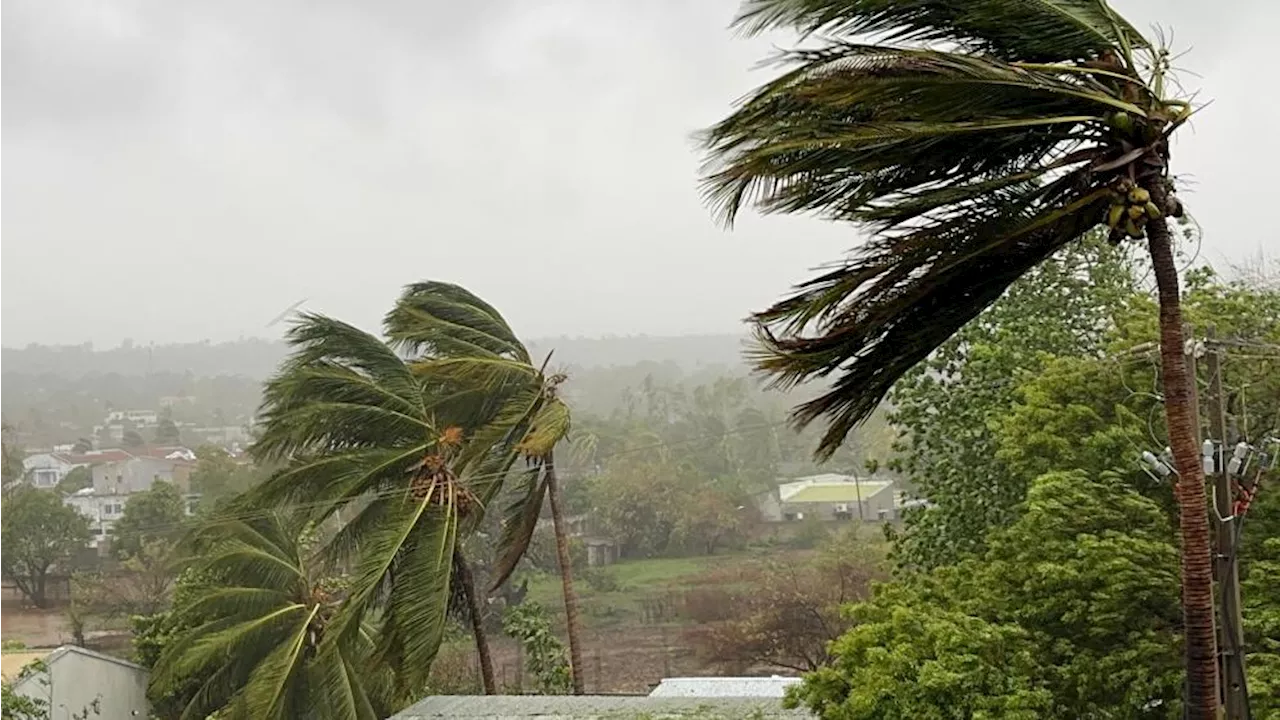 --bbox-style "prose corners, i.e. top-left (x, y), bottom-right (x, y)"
top-left (59, 446), bottom-right (197, 548)
top-left (20, 453), bottom-right (84, 489)
top-left (105, 409), bottom-right (159, 426)
top-left (387, 695), bottom-right (810, 719)
top-left (755, 473), bottom-right (897, 523)
top-left (64, 488), bottom-right (129, 547)
top-left (7, 645), bottom-right (151, 719)
top-left (89, 447), bottom-right (195, 495)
